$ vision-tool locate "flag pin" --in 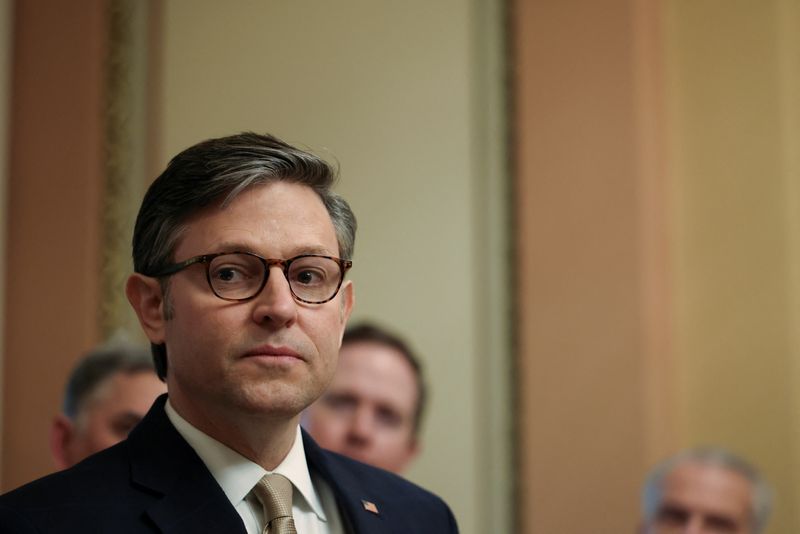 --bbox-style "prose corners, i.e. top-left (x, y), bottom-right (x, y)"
top-left (361, 500), bottom-right (379, 514)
